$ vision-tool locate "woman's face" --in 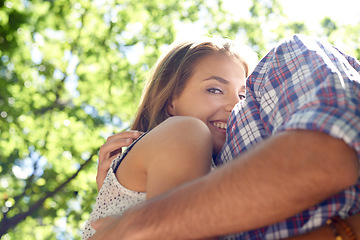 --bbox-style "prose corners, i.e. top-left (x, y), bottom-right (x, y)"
top-left (168, 52), bottom-right (246, 155)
